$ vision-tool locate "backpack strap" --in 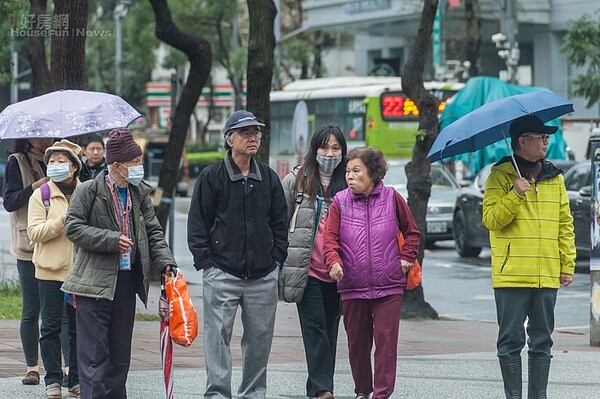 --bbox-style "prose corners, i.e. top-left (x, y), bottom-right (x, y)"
top-left (40, 183), bottom-right (51, 215)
